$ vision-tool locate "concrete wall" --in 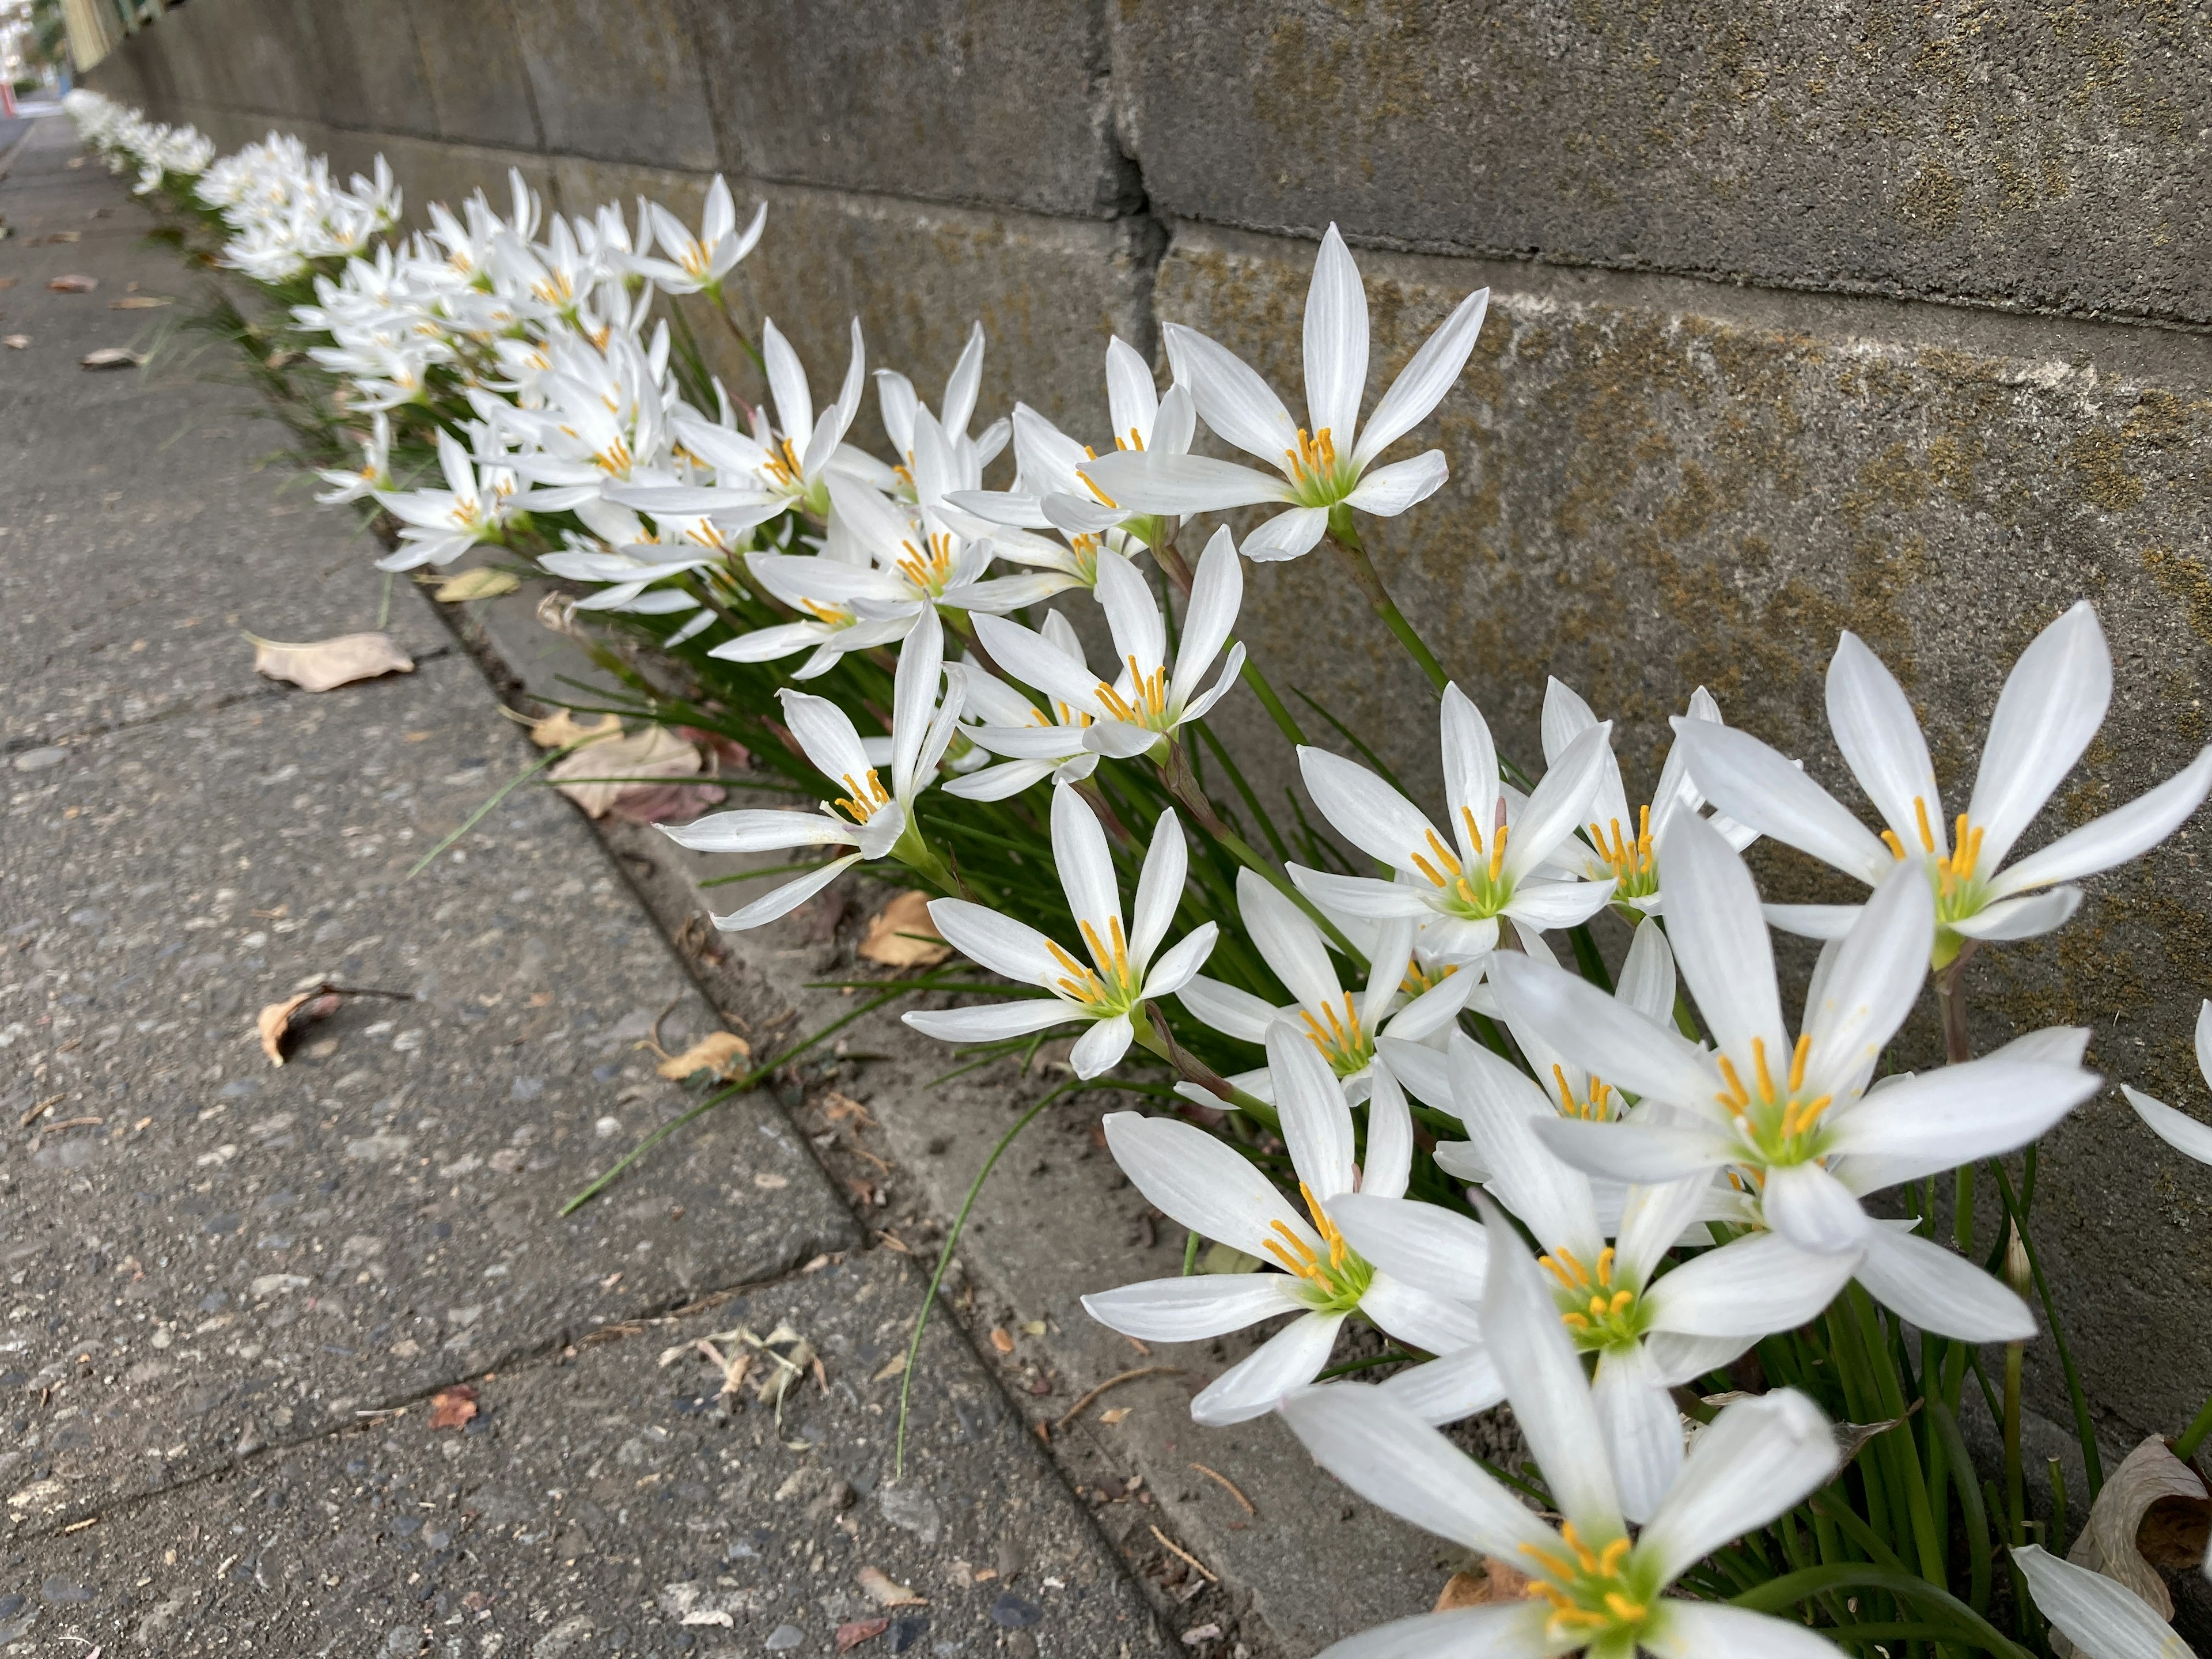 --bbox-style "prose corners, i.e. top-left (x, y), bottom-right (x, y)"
top-left (91, 1), bottom-right (2212, 1443)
